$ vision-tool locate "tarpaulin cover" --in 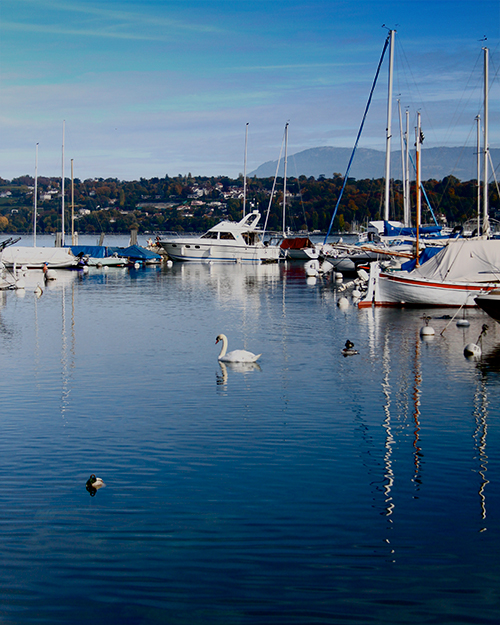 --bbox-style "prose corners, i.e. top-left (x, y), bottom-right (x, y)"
top-left (280, 237), bottom-right (314, 250)
top-left (108, 244), bottom-right (161, 261)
